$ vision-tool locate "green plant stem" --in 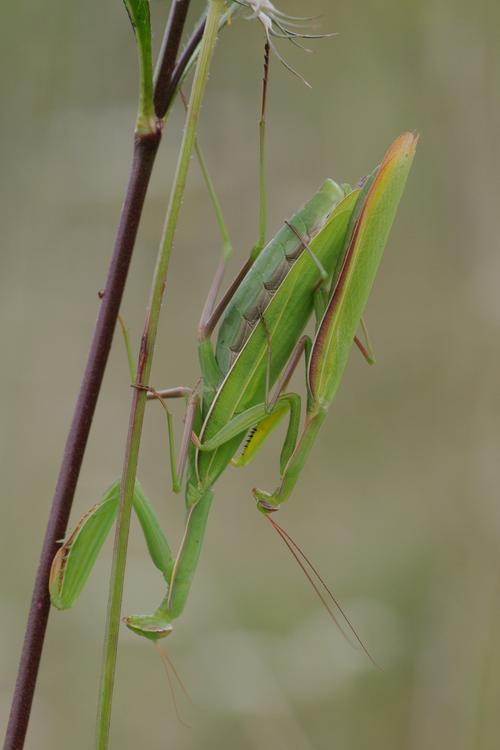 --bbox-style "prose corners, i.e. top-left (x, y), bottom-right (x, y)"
top-left (123, 0), bottom-right (156, 135)
top-left (252, 41), bottom-right (270, 260)
top-left (94, 2), bottom-right (225, 747)
top-left (117, 315), bottom-right (136, 383)
top-left (257, 80), bottom-right (267, 250)
top-left (194, 134), bottom-right (232, 259)
top-left (136, 19), bottom-right (155, 135)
